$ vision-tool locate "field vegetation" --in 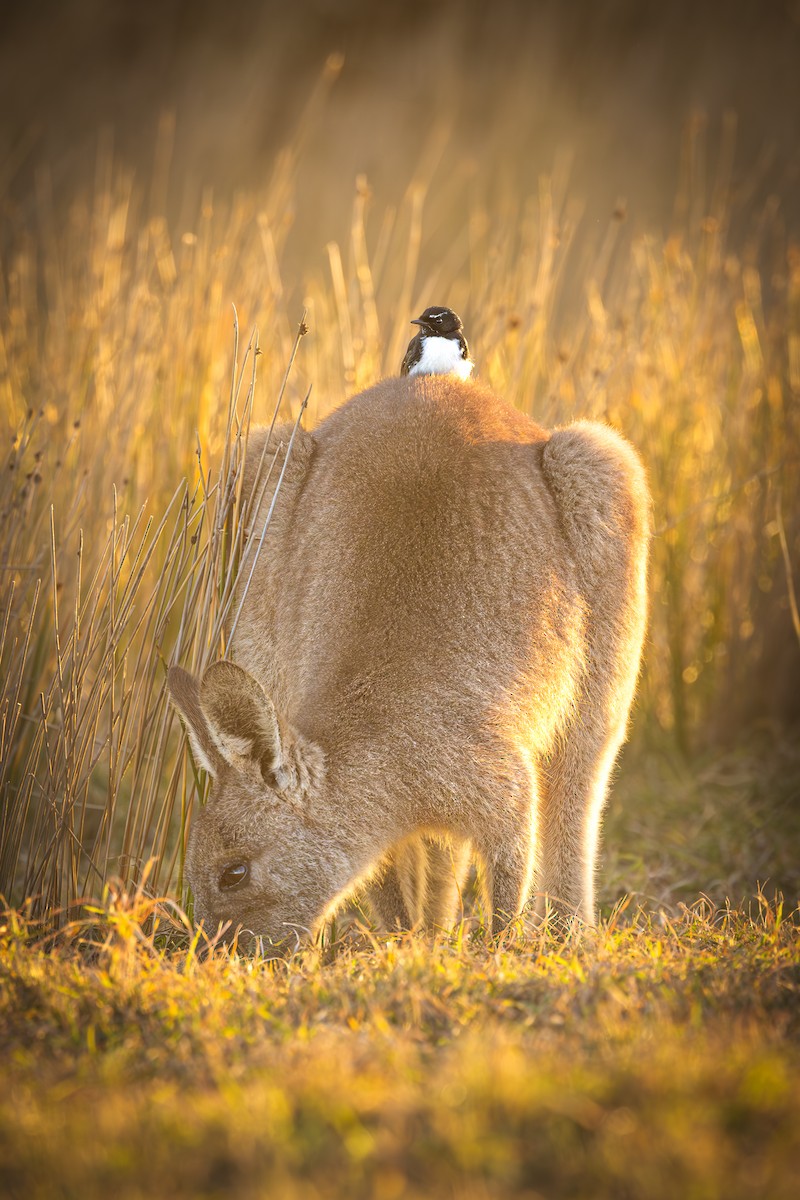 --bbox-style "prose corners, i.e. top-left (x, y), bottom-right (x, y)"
top-left (1, 34), bottom-right (799, 1198)
top-left (2, 892), bottom-right (799, 1200)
